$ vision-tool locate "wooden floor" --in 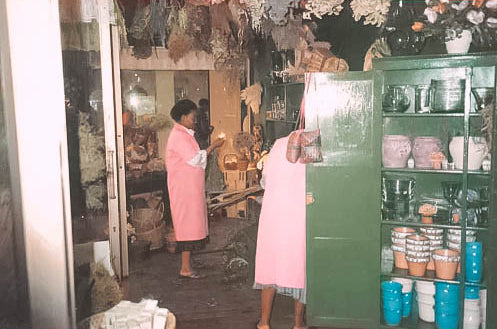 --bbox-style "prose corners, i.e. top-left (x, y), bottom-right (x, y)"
top-left (123, 216), bottom-right (337, 329)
